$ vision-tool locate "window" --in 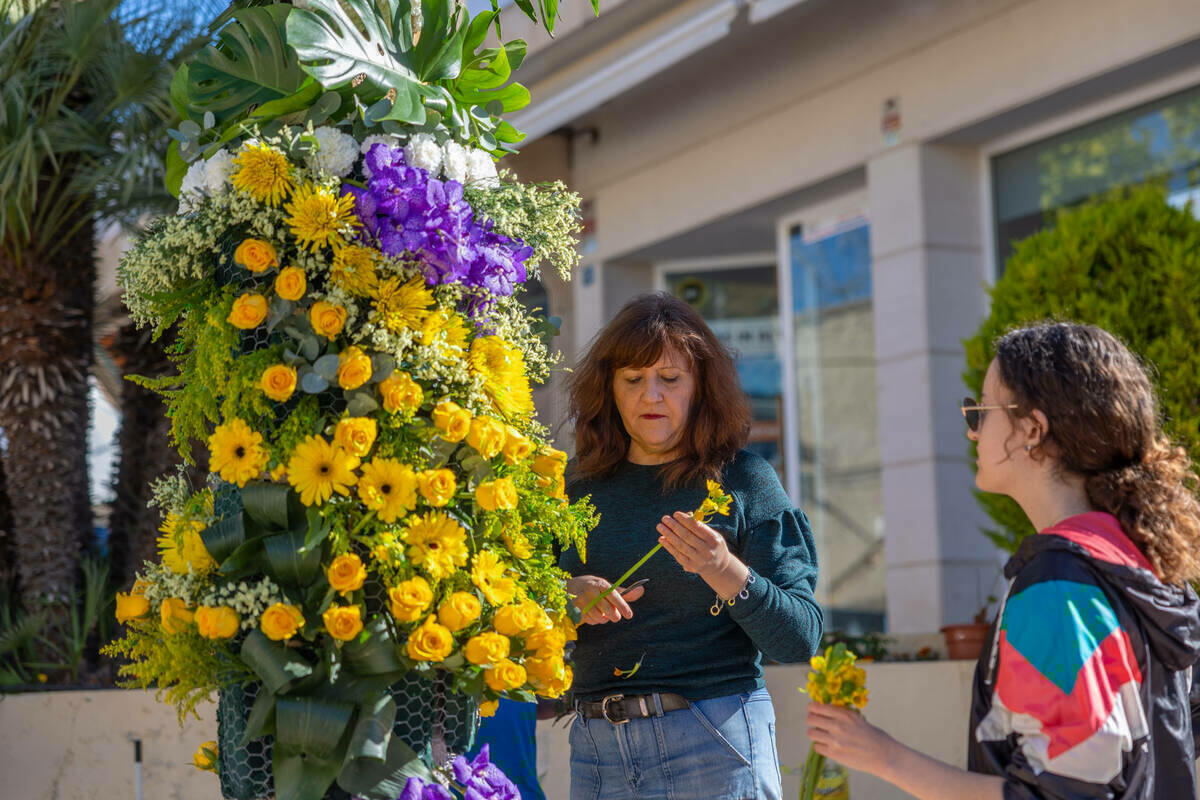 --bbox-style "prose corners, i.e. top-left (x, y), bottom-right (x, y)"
top-left (993, 85), bottom-right (1200, 269)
